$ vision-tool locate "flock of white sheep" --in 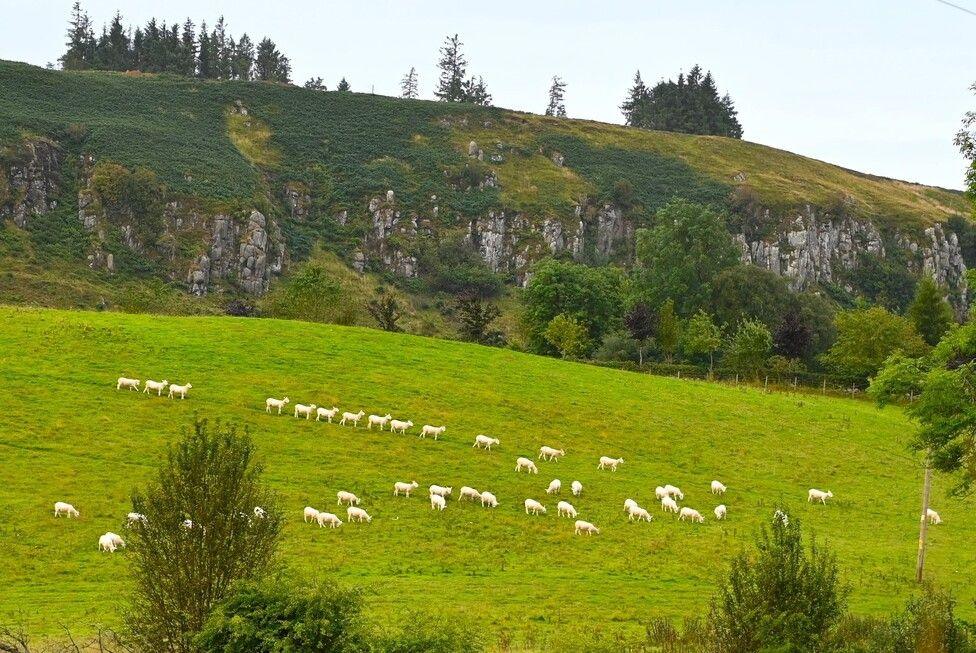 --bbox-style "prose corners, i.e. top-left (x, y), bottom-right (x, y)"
top-left (51, 378), bottom-right (943, 553)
